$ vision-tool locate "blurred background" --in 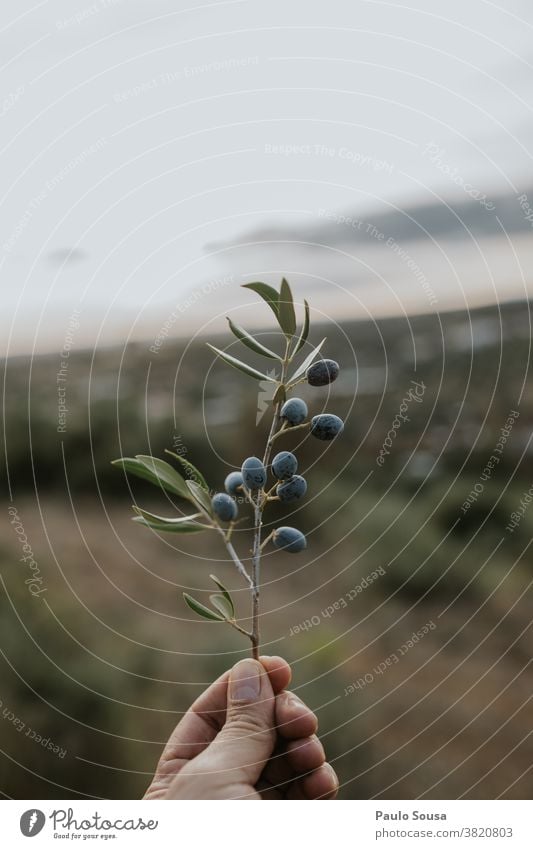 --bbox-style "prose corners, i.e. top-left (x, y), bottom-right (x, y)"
top-left (1, 0), bottom-right (533, 799)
